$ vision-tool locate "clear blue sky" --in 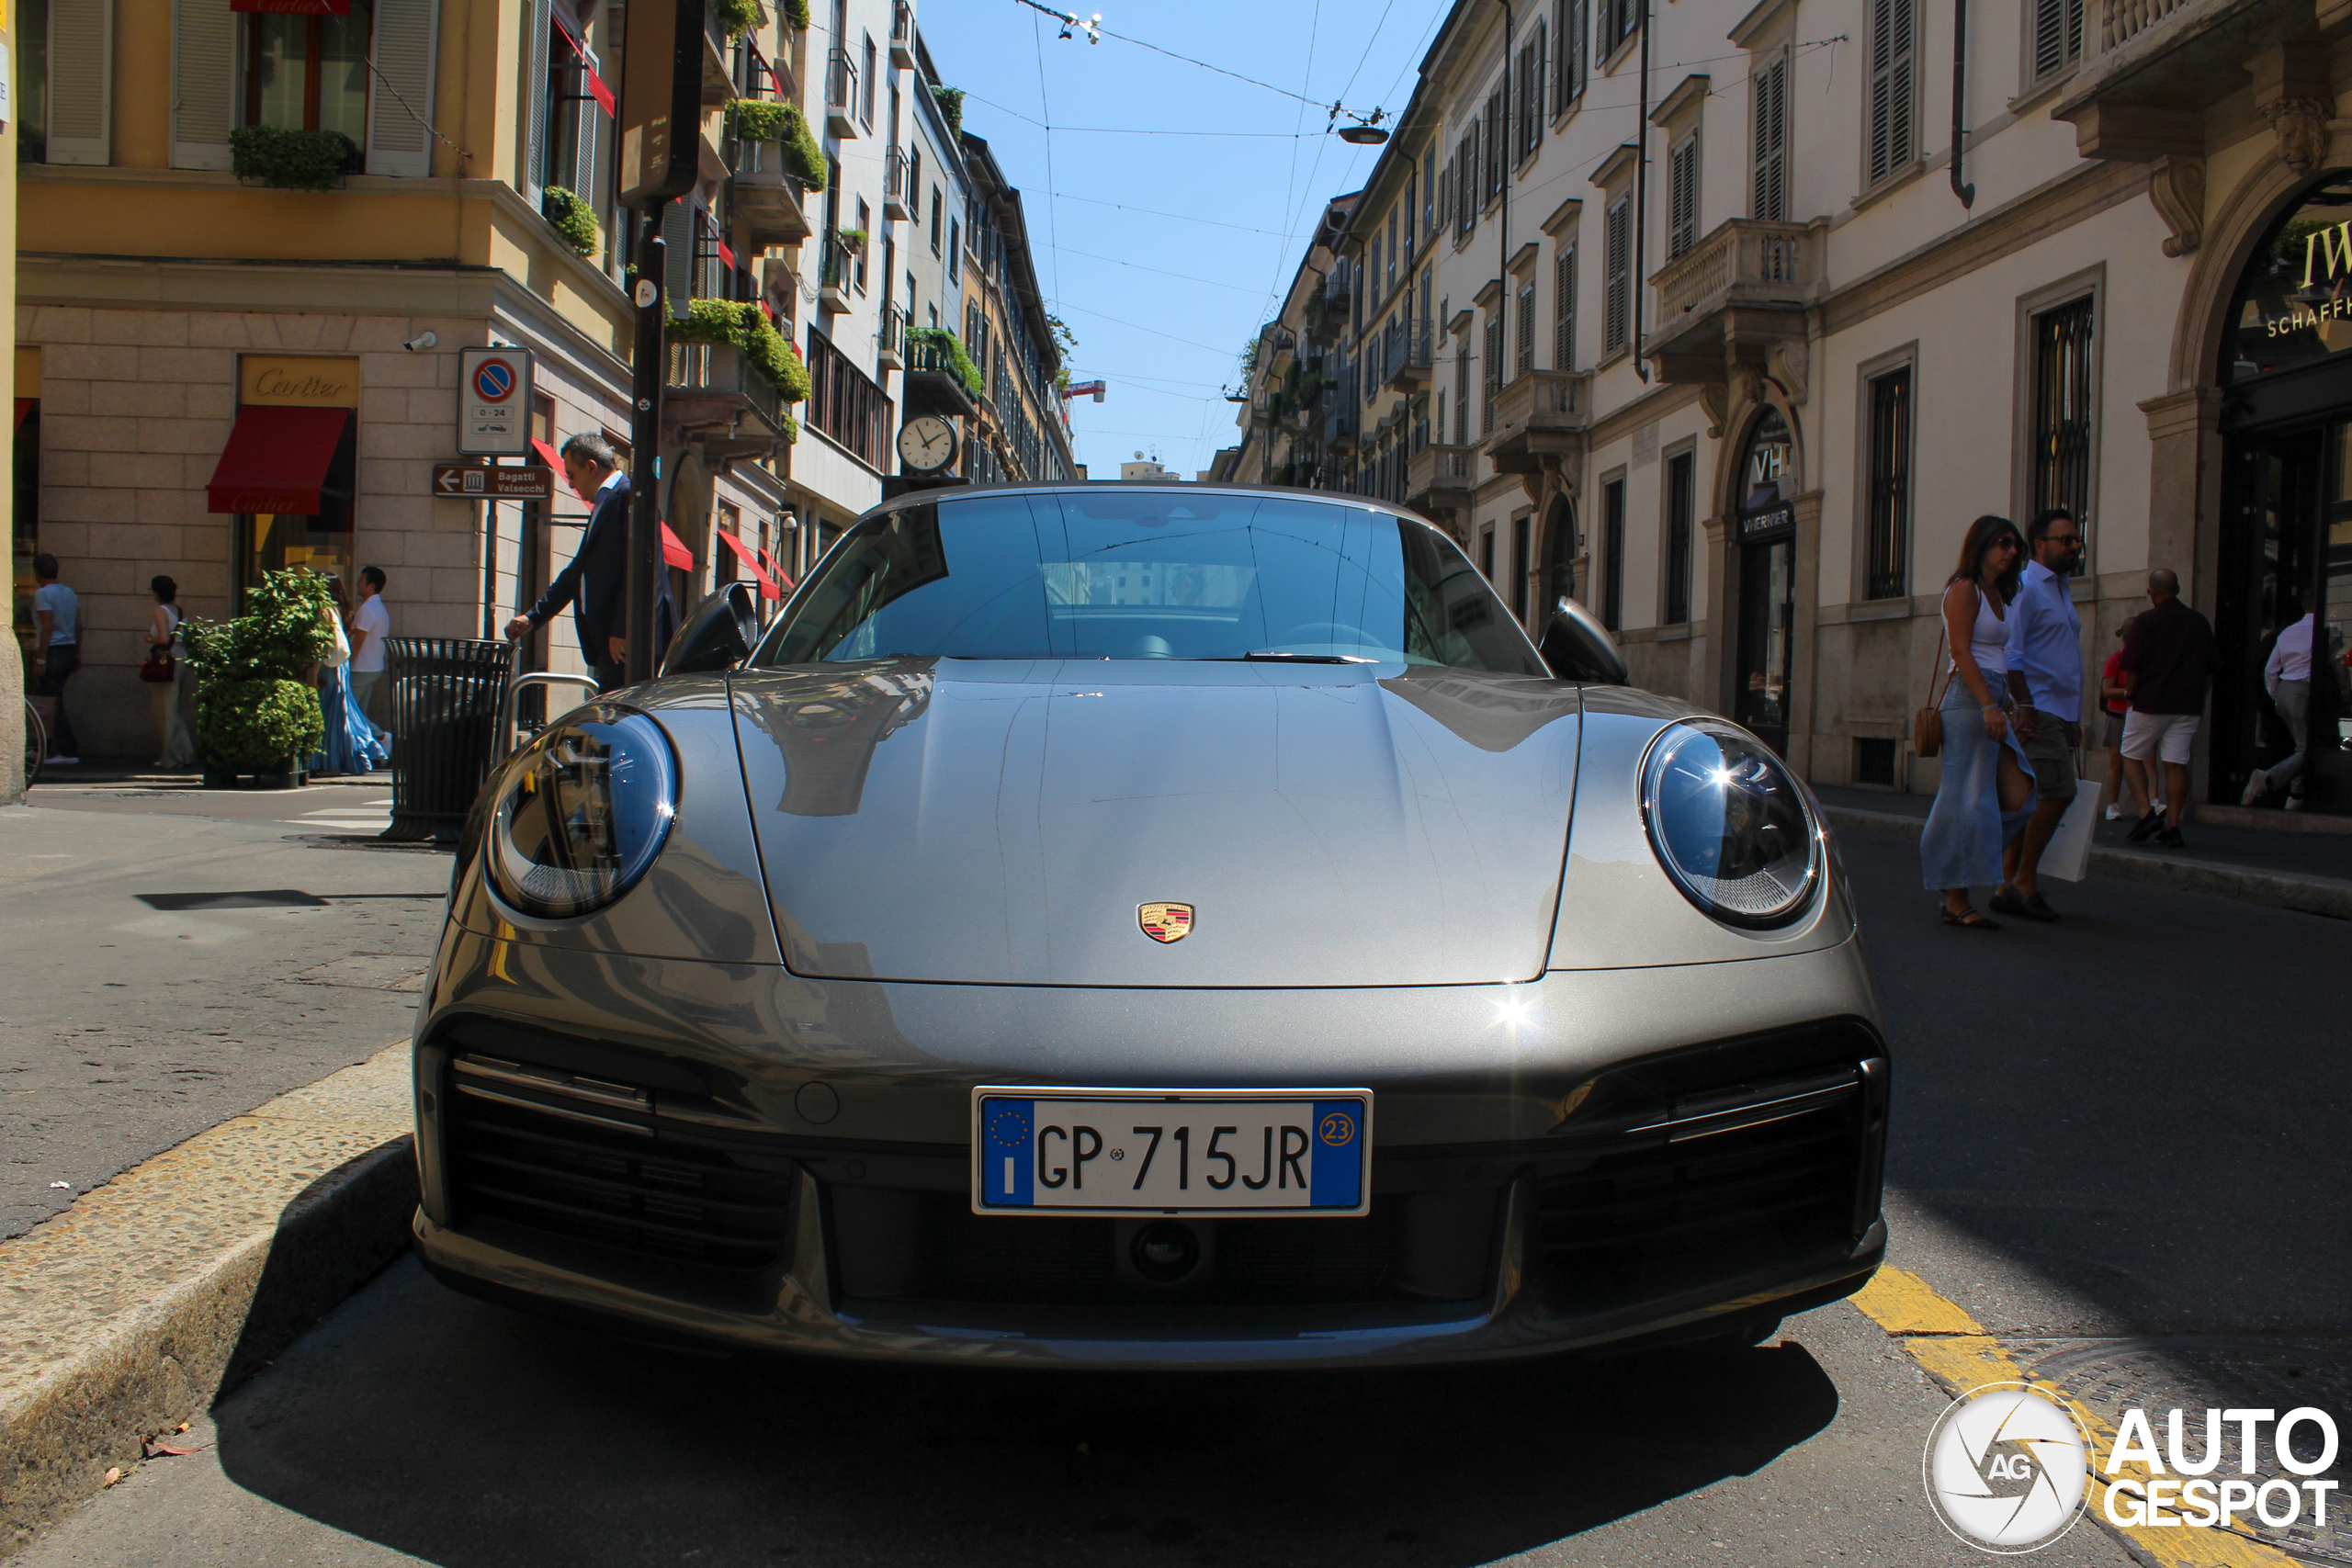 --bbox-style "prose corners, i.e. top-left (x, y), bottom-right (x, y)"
top-left (914, 0), bottom-right (1444, 478)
